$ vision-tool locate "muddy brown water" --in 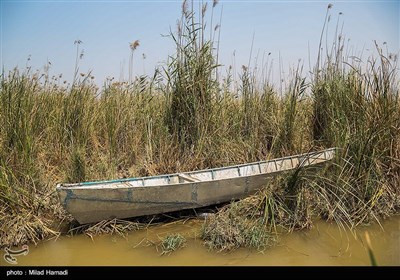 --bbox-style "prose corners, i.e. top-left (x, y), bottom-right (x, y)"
top-left (2, 216), bottom-right (399, 266)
